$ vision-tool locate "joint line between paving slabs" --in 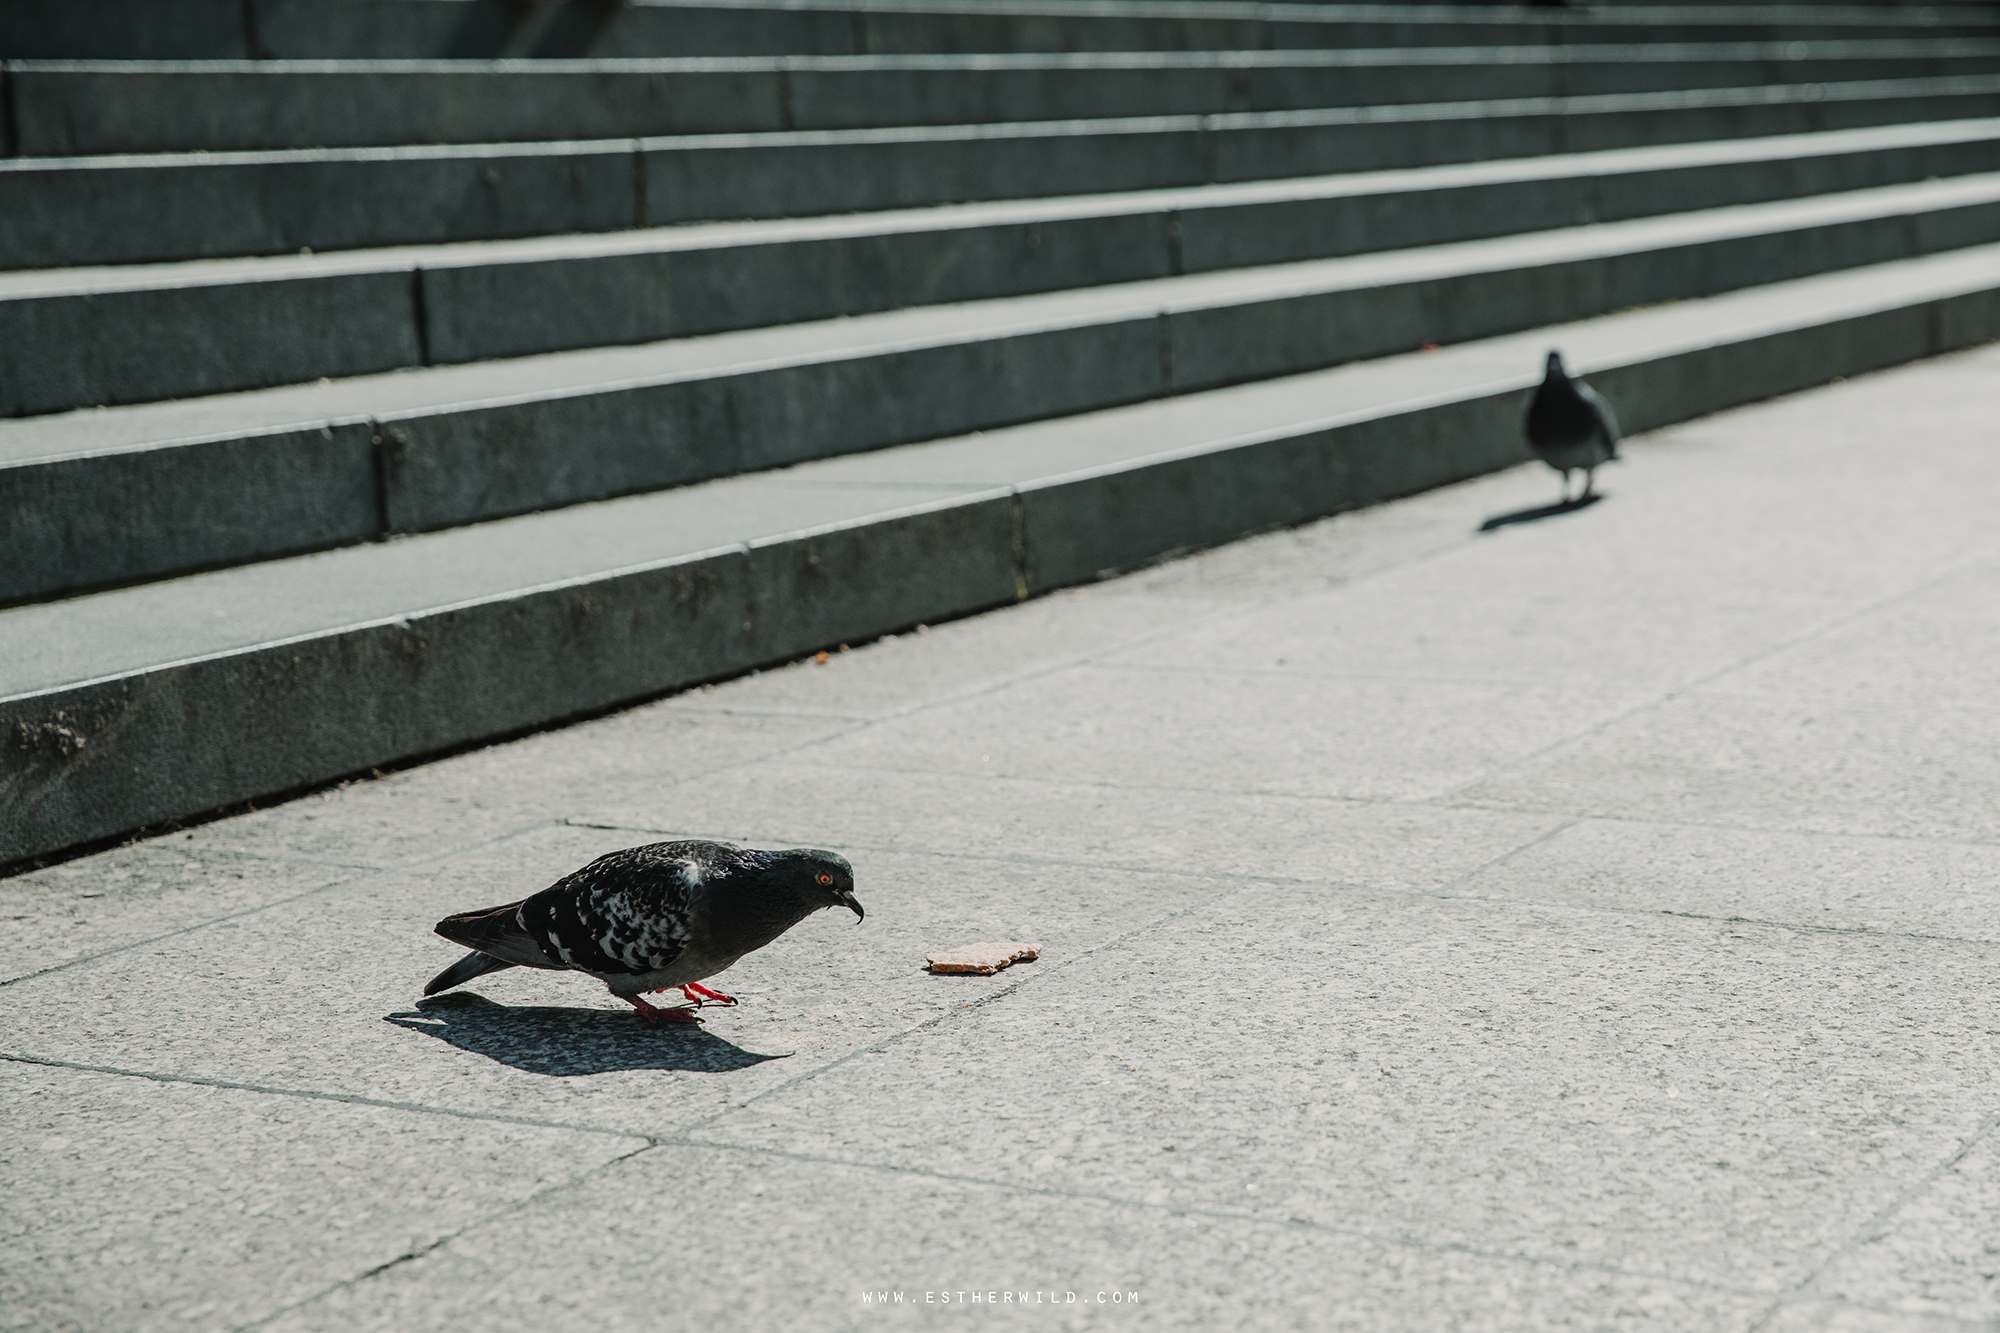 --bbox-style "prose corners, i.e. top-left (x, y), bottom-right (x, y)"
top-left (1645, 909), bottom-right (2000, 948)
top-left (1430, 816), bottom-right (1583, 898)
top-left (1103, 661), bottom-right (1670, 689)
top-left (654, 1136), bottom-right (1770, 1301)
top-left (0, 868), bottom-right (365, 991)
top-left (1511, 810), bottom-right (2000, 854)
top-left (0, 1051), bottom-right (653, 1143)
top-left (1745, 1110), bottom-right (2000, 1332)
top-left (1763, 1299), bottom-right (1989, 1331)
top-left (661, 704), bottom-right (881, 723)
top-left (229, 1139), bottom-right (660, 1333)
